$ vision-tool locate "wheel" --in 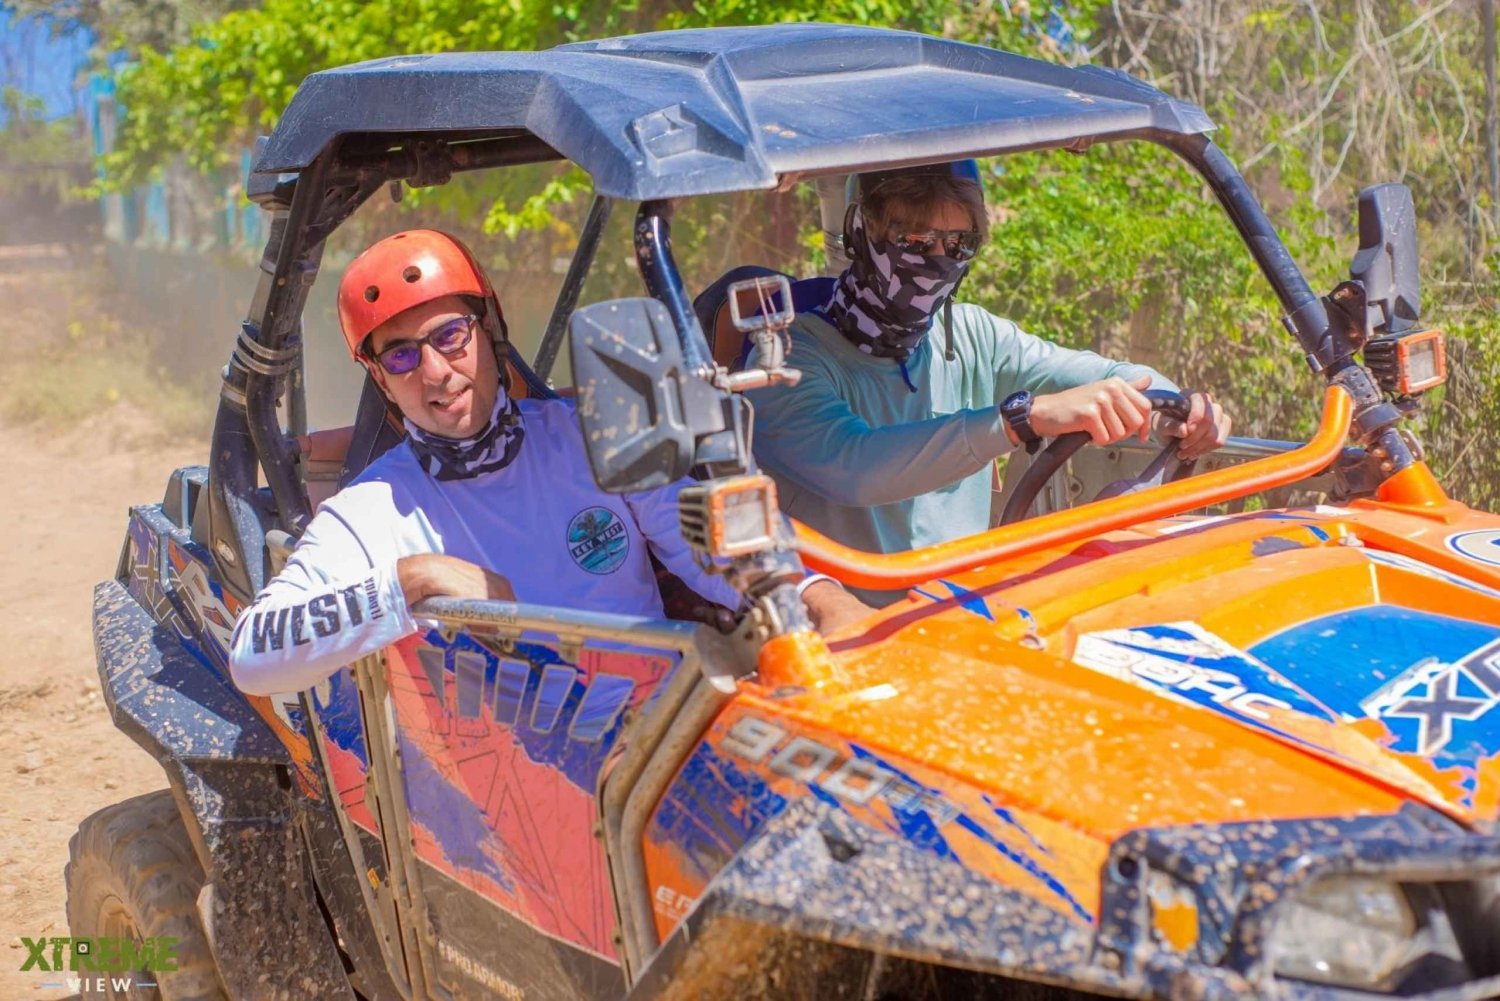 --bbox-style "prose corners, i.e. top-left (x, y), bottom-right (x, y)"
top-left (65, 791), bottom-right (226, 1001)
